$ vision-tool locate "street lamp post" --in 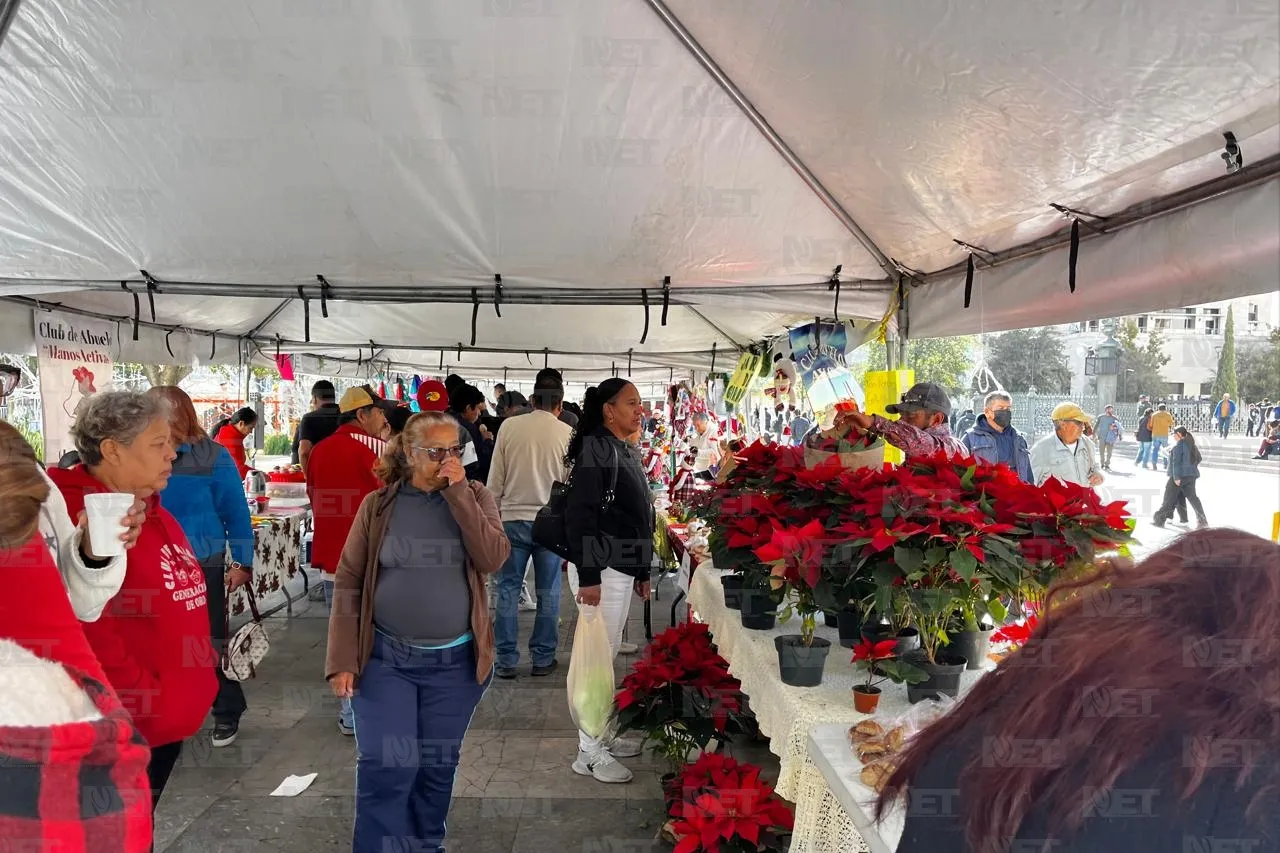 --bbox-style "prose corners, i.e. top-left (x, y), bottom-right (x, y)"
top-left (1085, 322), bottom-right (1122, 407)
